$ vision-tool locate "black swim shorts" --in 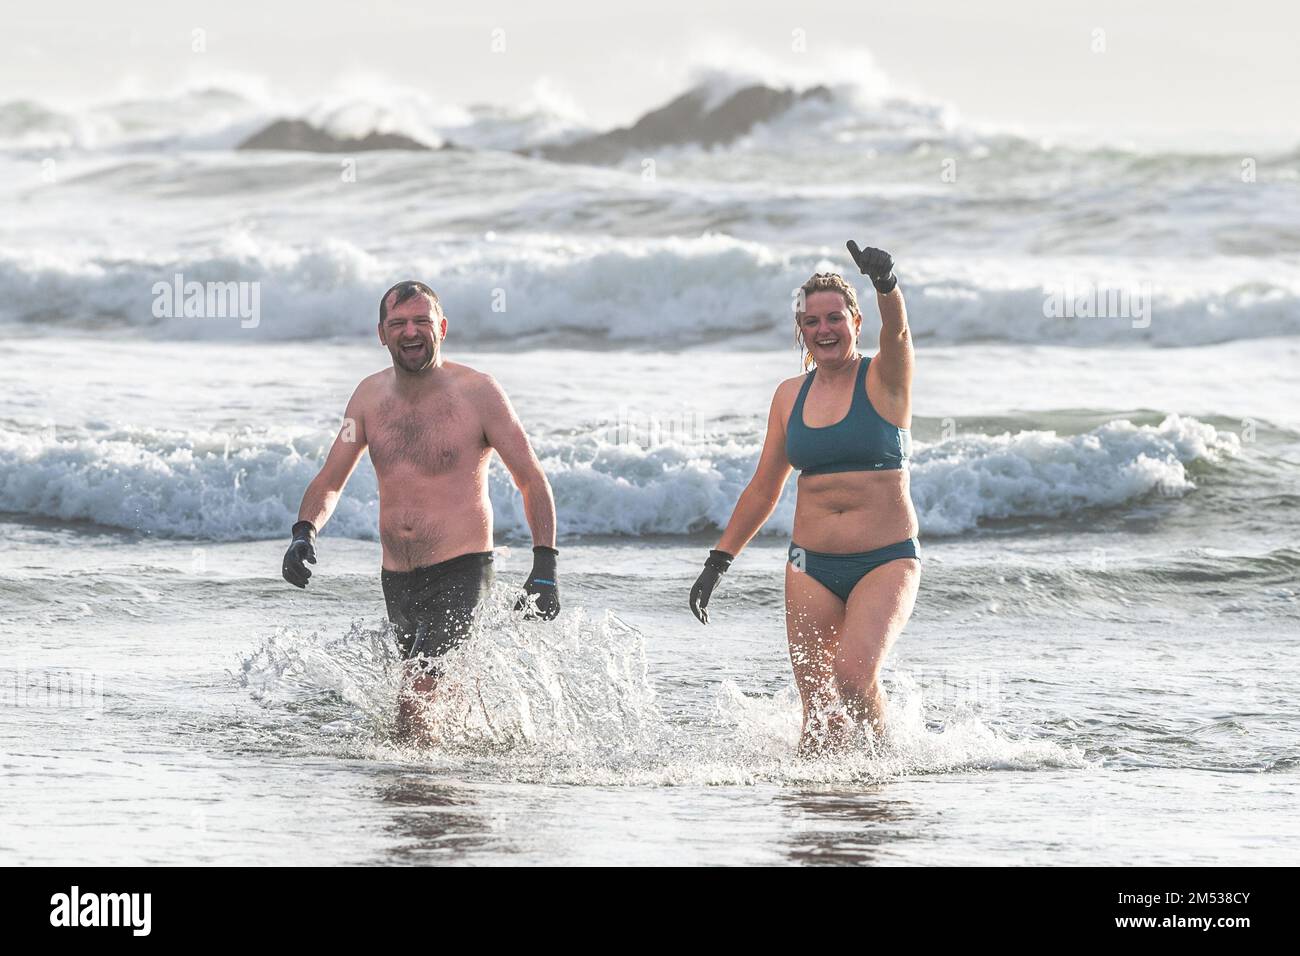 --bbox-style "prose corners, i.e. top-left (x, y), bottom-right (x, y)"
top-left (380, 551), bottom-right (495, 670)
